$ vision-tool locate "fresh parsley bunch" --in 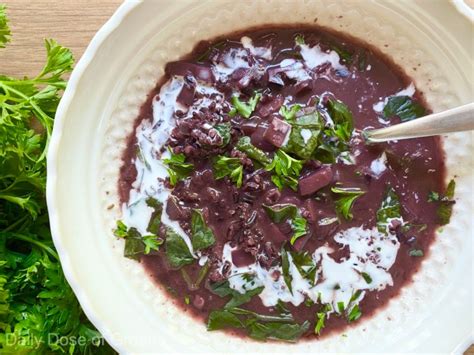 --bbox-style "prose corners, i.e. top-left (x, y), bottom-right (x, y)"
top-left (0, 5), bottom-right (114, 354)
